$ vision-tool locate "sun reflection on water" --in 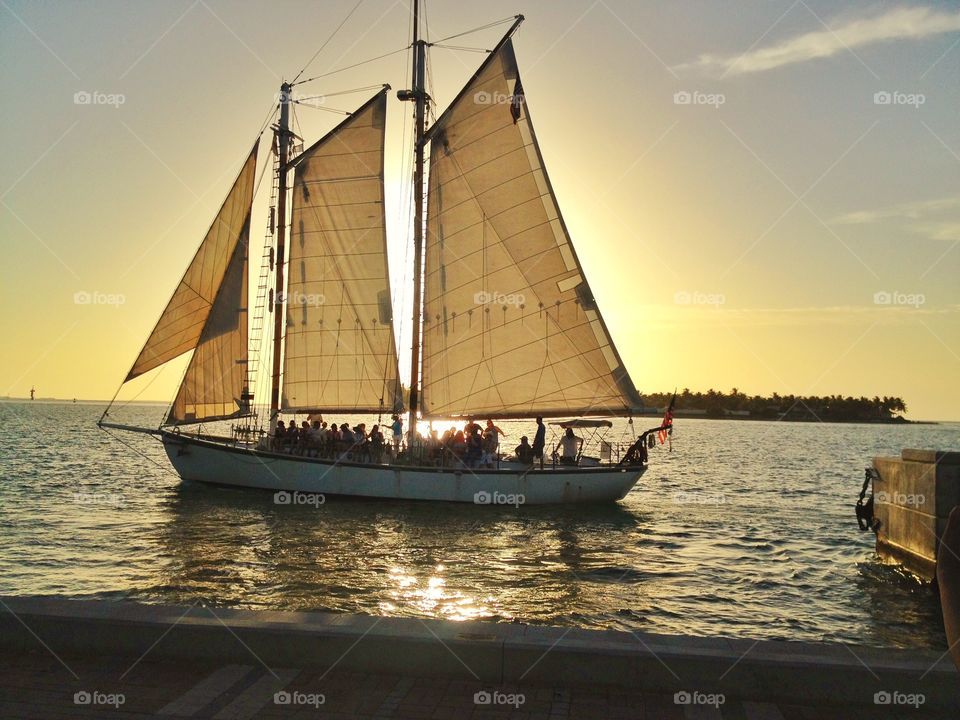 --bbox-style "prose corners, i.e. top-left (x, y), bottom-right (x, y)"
top-left (383, 564), bottom-right (494, 621)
